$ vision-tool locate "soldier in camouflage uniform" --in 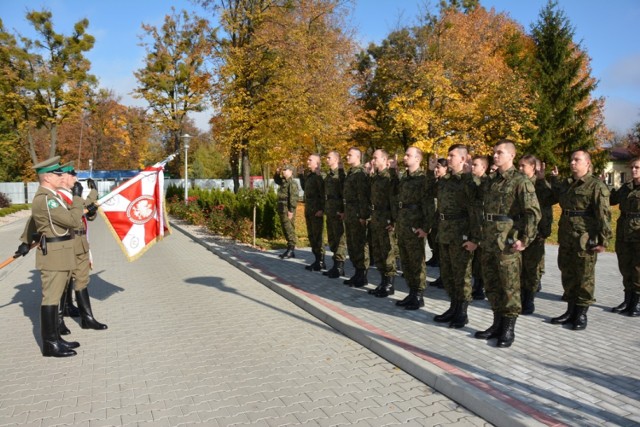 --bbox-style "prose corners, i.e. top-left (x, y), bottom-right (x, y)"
top-left (395, 146), bottom-right (432, 310)
top-left (426, 159), bottom-right (448, 289)
top-left (475, 140), bottom-right (540, 348)
top-left (470, 155), bottom-right (489, 300)
top-left (340, 147), bottom-right (370, 287)
top-left (518, 155), bottom-right (553, 315)
top-left (610, 156), bottom-right (640, 317)
top-left (301, 154), bottom-right (326, 271)
top-left (368, 149), bottom-right (399, 297)
top-left (428, 145), bottom-right (481, 328)
top-left (545, 150), bottom-right (611, 330)
top-left (274, 165), bottom-right (300, 259)
top-left (322, 151), bottom-right (347, 278)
